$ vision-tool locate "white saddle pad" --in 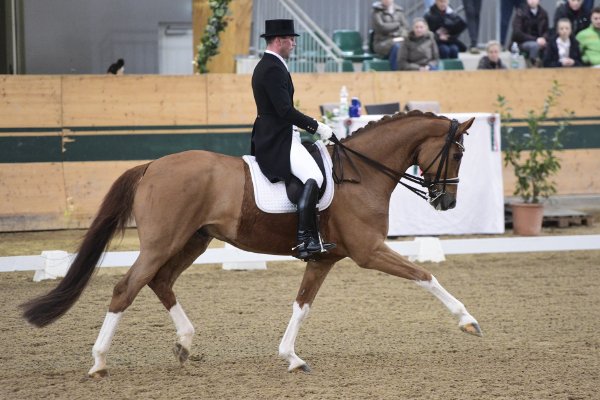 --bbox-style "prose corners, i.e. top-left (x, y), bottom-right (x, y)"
top-left (243, 141), bottom-right (334, 213)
